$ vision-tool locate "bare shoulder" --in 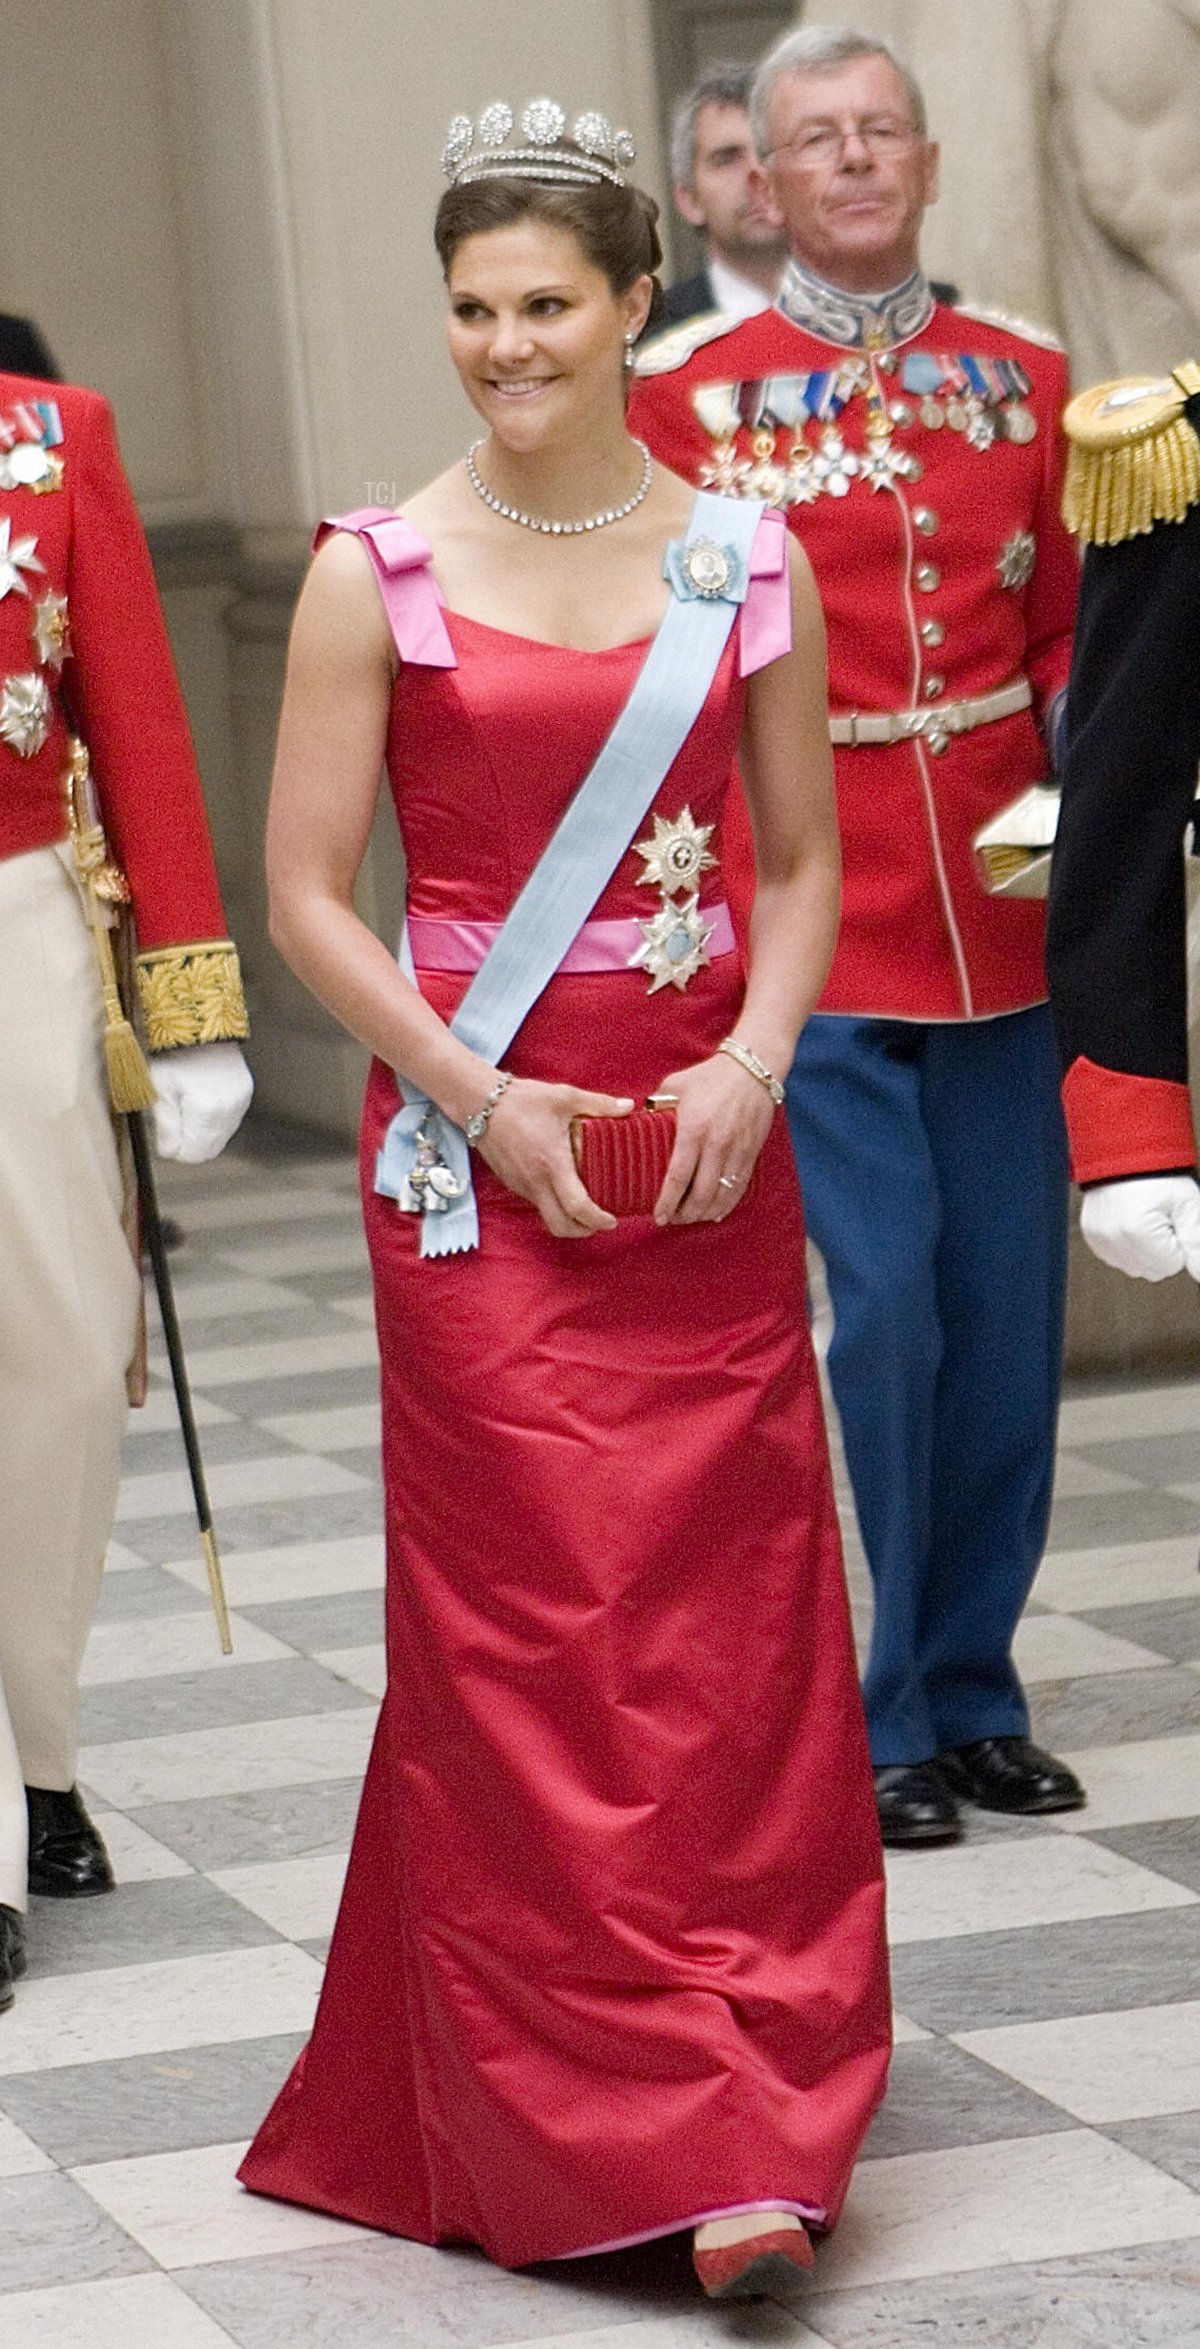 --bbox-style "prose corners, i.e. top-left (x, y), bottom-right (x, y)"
top-left (784, 529), bottom-right (821, 616)
top-left (305, 526), bottom-right (382, 606)
top-left (784, 529), bottom-right (814, 584)
top-left (297, 531), bottom-right (391, 667)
